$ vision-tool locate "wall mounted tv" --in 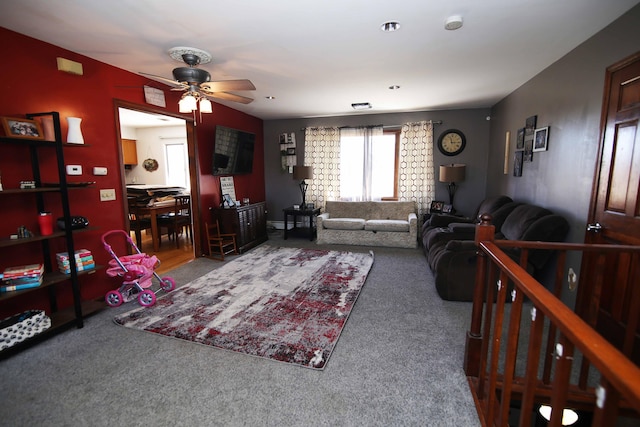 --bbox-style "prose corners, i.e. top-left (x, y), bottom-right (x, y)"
top-left (212, 125), bottom-right (255, 175)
